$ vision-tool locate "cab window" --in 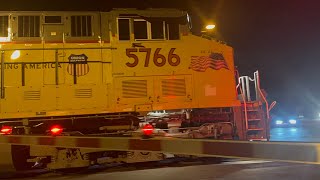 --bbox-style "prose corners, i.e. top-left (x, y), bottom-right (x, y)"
top-left (133, 19), bottom-right (148, 40)
top-left (0, 16), bottom-right (8, 37)
top-left (118, 18), bottom-right (130, 40)
top-left (151, 21), bottom-right (165, 39)
top-left (167, 23), bottom-right (180, 40)
top-left (117, 17), bottom-right (180, 41)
